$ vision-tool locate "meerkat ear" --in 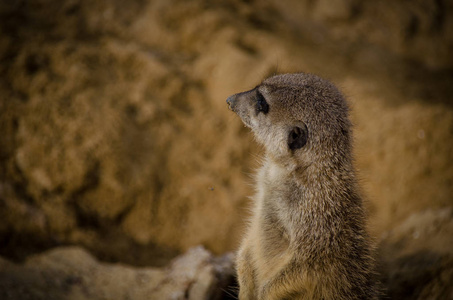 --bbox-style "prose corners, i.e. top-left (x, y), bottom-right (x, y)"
top-left (288, 125), bottom-right (308, 150)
